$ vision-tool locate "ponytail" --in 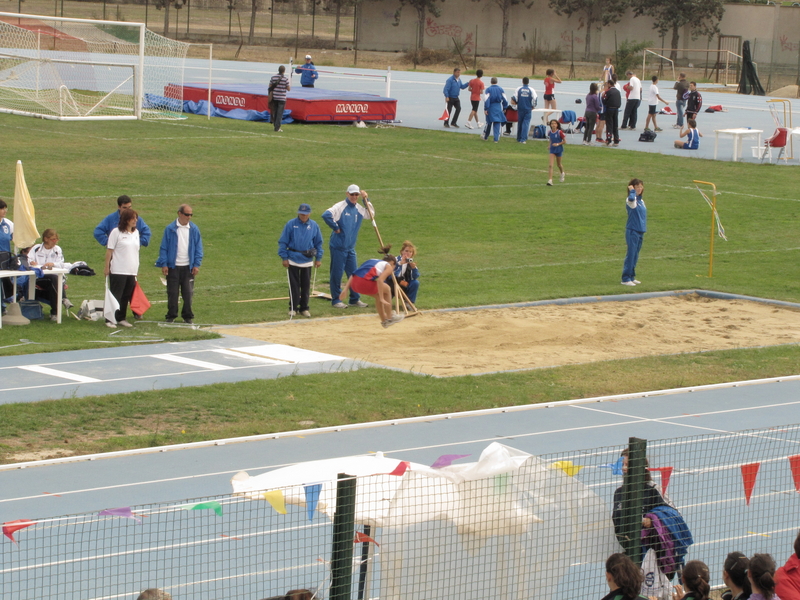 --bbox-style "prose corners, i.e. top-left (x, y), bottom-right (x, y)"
top-left (749, 554), bottom-right (776, 600)
top-left (605, 553), bottom-right (643, 599)
top-left (723, 552), bottom-right (751, 597)
top-left (683, 560), bottom-right (711, 600)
